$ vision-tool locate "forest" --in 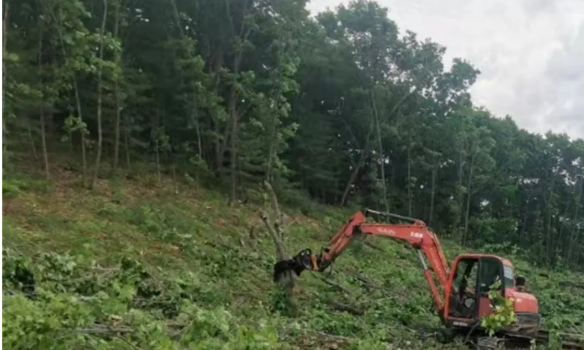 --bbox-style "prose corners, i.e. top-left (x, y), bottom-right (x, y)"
top-left (3, 0), bottom-right (584, 272)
